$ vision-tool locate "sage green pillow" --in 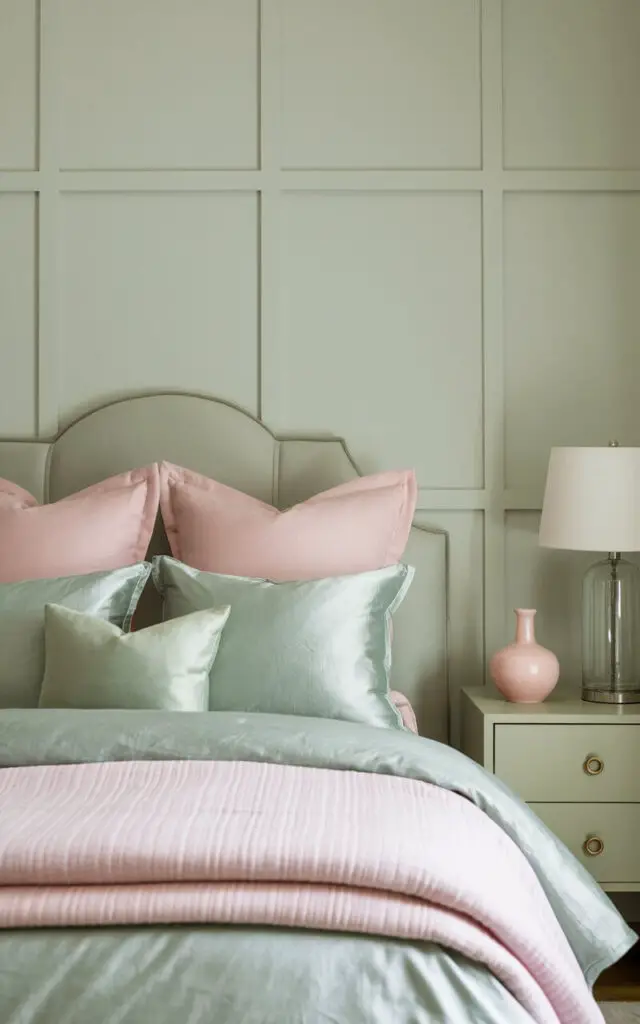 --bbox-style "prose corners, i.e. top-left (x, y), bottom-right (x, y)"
top-left (152, 556), bottom-right (414, 729)
top-left (39, 603), bottom-right (231, 711)
top-left (0, 563), bottom-right (151, 709)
